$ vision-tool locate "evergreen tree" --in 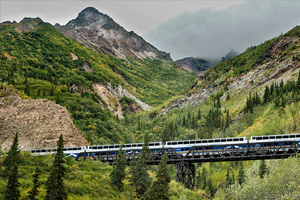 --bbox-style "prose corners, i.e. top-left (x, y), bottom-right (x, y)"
top-left (197, 108), bottom-right (202, 120)
top-left (110, 145), bottom-right (127, 192)
top-left (3, 132), bottom-right (20, 177)
top-left (238, 163), bottom-right (245, 185)
top-left (205, 177), bottom-right (214, 199)
top-left (28, 167), bottom-right (42, 200)
top-left (263, 85), bottom-right (271, 103)
top-left (225, 167), bottom-right (233, 188)
top-left (45, 134), bottom-right (67, 200)
top-left (224, 109), bottom-right (230, 130)
top-left (226, 92), bottom-right (230, 101)
top-left (146, 153), bottom-right (170, 200)
top-left (217, 97), bottom-right (221, 108)
top-left (259, 160), bottom-right (267, 179)
top-left (4, 165), bottom-right (20, 200)
top-left (130, 132), bottom-right (151, 198)
top-left (297, 70), bottom-right (300, 89)
top-left (200, 167), bottom-right (207, 190)
top-left (196, 170), bottom-right (201, 189)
